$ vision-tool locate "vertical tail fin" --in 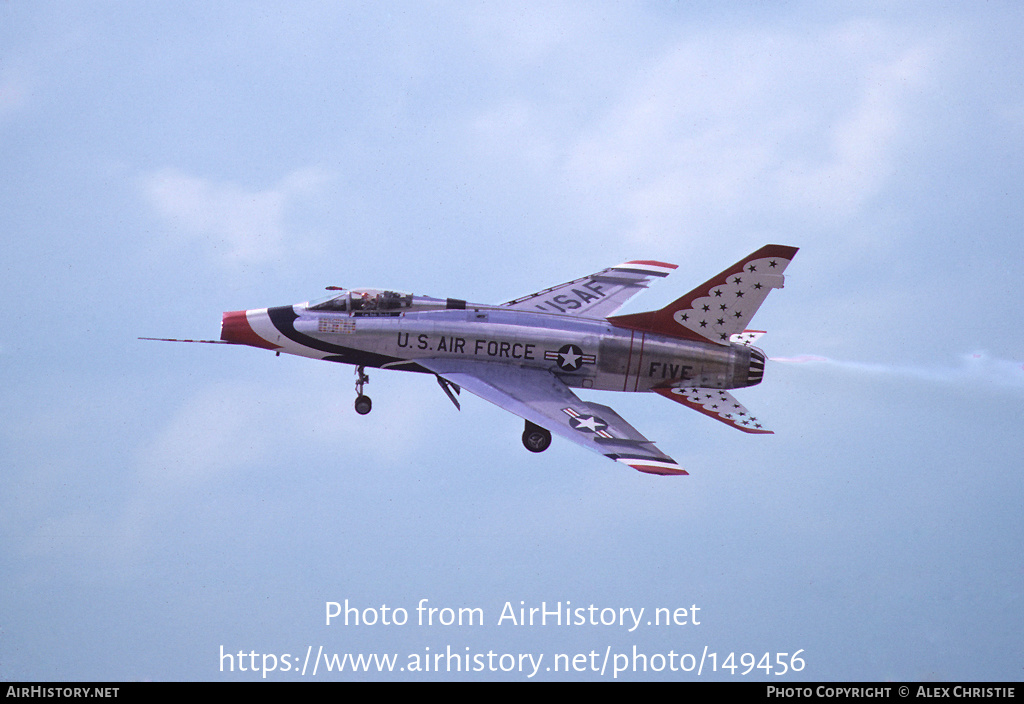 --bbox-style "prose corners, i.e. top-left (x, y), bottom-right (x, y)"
top-left (608, 245), bottom-right (798, 344)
